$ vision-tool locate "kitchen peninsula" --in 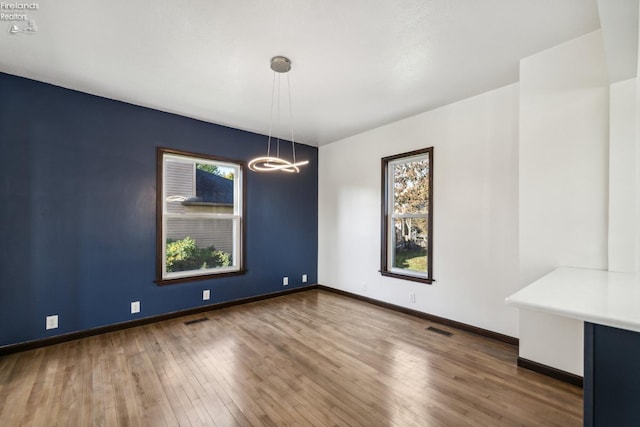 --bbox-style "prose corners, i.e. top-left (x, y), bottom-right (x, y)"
top-left (507, 267), bottom-right (640, 427)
